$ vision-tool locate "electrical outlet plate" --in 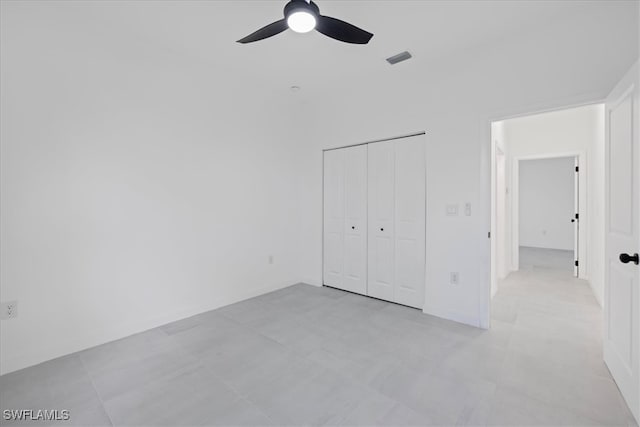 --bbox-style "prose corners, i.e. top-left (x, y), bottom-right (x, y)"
top-left (1, 301), bottom-right (18, 319)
